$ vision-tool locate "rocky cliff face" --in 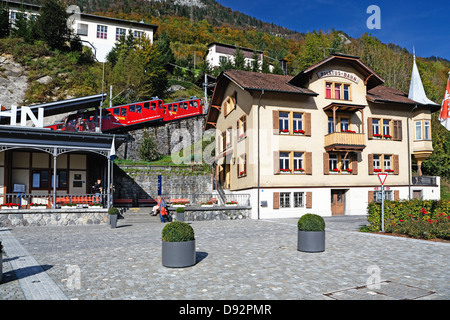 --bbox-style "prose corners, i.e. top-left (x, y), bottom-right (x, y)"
top-left (0, 54), bottom-right (28, 108)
